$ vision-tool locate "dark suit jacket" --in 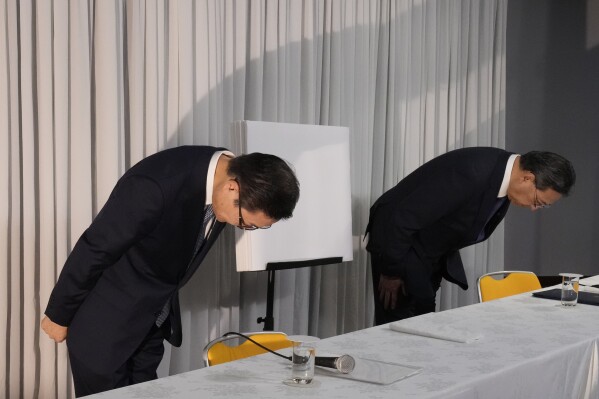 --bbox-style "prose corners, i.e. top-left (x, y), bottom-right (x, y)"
top-left (366, 147), bottom-right (513, 297)
top-left (45, 146), bottom-right (226, 374)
